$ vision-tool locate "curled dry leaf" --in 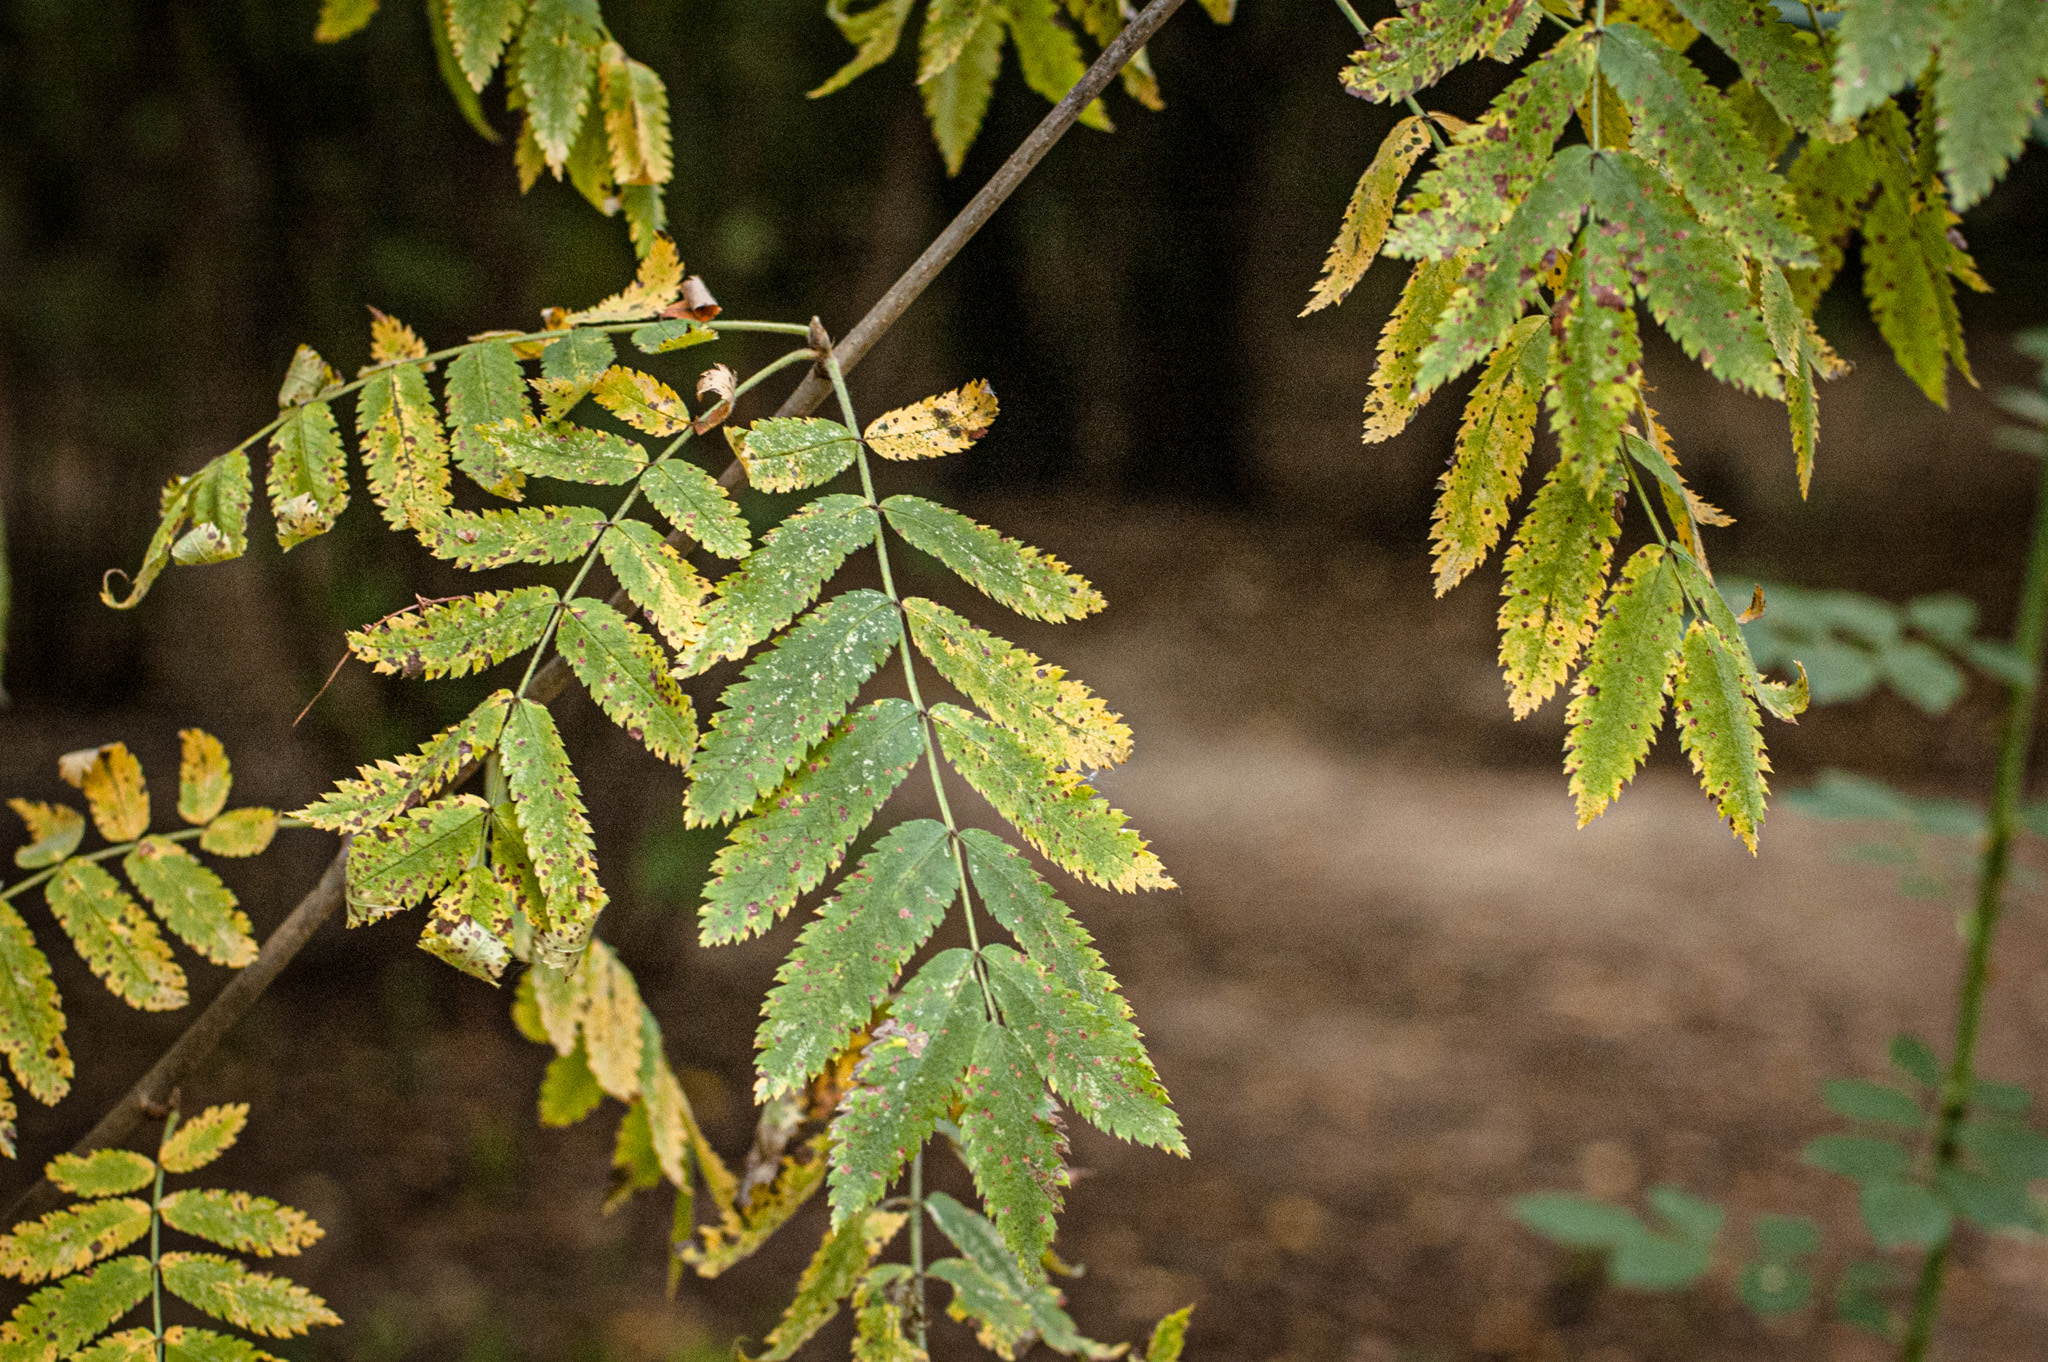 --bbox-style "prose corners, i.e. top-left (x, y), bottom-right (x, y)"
top-left (694, 364), bottom-right (739, 434)
top-left (661, 276), bottom-right (721, 322)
